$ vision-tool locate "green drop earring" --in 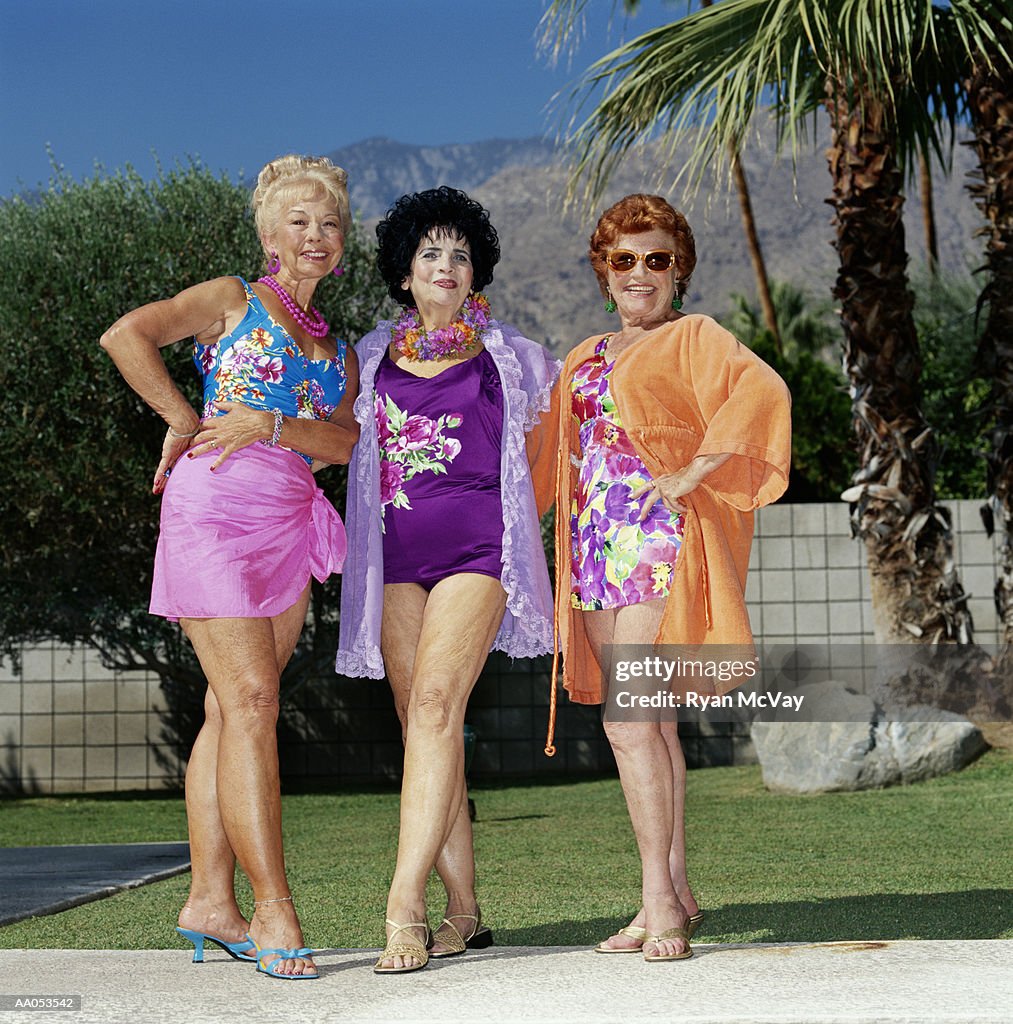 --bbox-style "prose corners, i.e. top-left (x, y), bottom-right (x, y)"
top-left (672, 295), bottom-right (683, 310)
top-left (605, 290), bottom-right (617, 314)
